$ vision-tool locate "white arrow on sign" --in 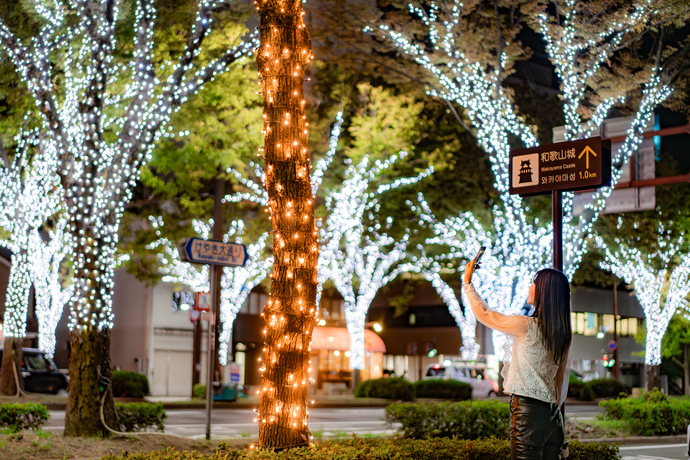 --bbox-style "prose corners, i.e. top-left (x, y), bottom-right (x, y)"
top-left (177, 237), bottom-right (248, 267)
